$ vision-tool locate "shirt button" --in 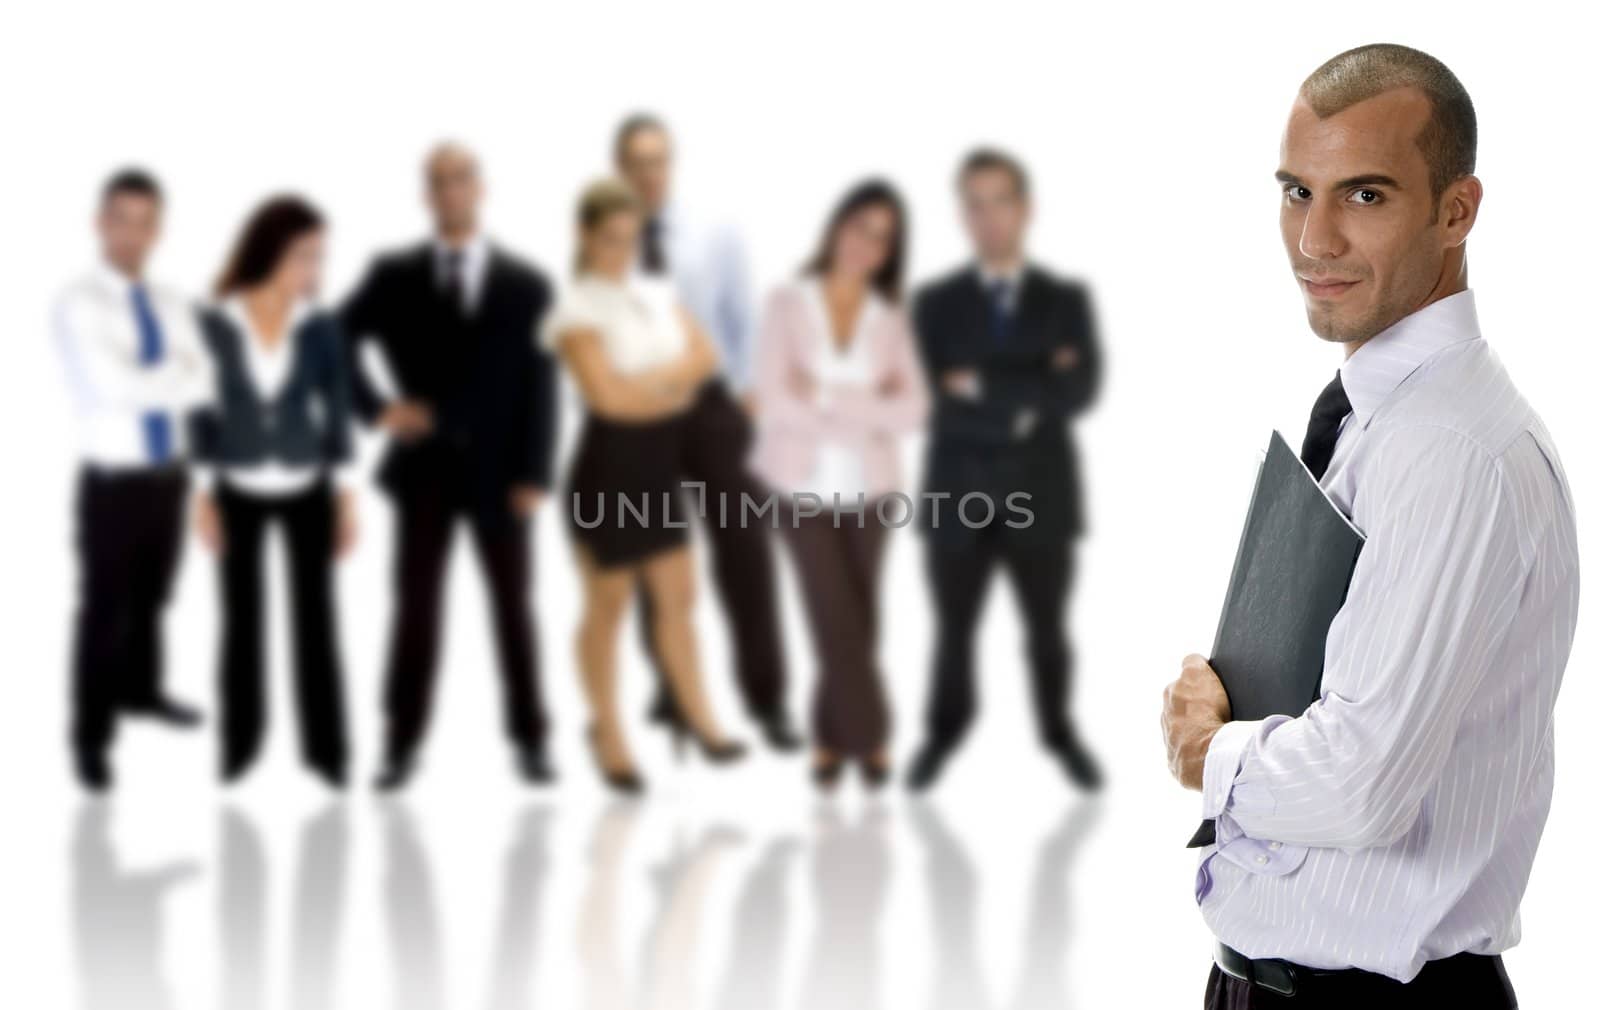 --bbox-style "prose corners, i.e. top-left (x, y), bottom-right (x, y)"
top-left (1254, 854), bottom-right (1269, 865)
top-left (1268, 841), bottom-right (1282, 851)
